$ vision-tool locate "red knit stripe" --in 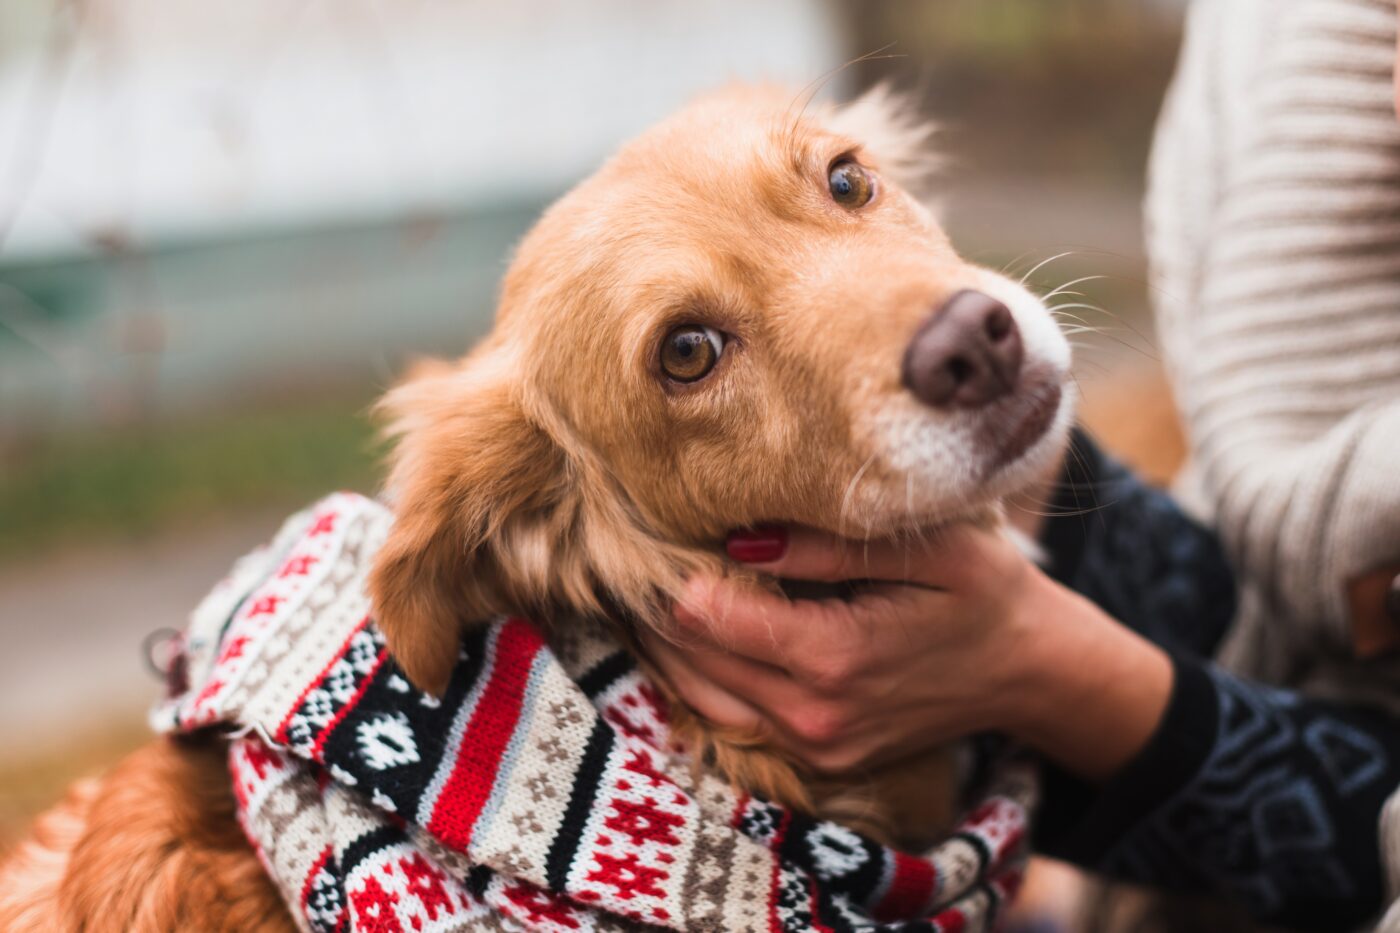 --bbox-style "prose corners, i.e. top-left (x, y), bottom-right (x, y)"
top-left (427, 619), bottom-right (544, 851)
top-left (933, 906), bottom-right (967, 933)
top-left (300, 845), bottom-right (333, 912)
top-left (765, 809), bottom-right (793, 931)
top-left (873, 850), bottom-right (936, 922)
top-left (274, 616), bottom-right (371, 743)
top-left (807, 879), bottom-right (838, 933)
top-left (310, 647), bottom-right (389, 761)
top-left (729, 793), bottom-right (750, 828)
